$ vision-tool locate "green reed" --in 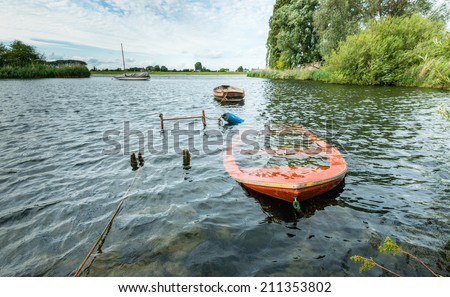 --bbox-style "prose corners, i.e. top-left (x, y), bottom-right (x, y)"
top-left (0, 64), bottom-right (90, 79)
